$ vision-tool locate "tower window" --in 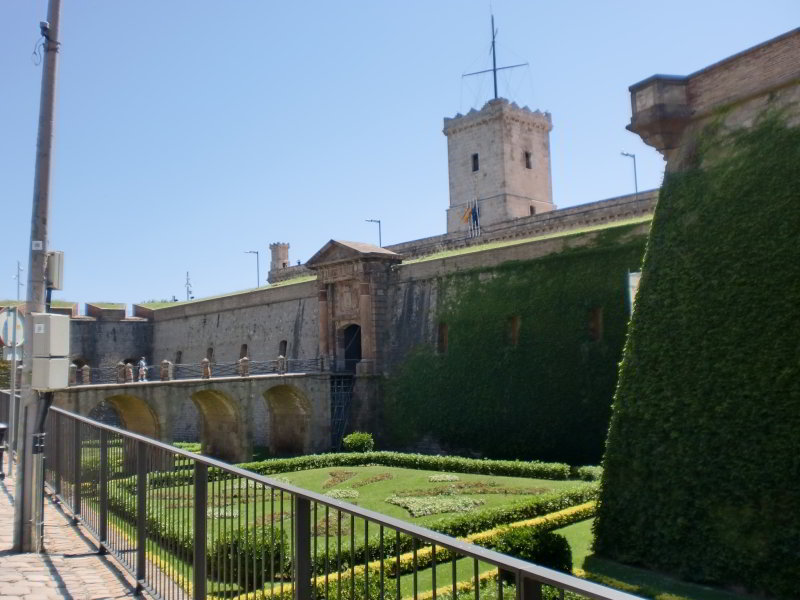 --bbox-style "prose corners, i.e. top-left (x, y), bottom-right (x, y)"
top-left (175, 350), bottom-right (182, 364)
top-left (279, 340), bottom-right (288, 356)
top-left (240, 344), bottom-right (248, 359)
top-left (524, 151), bottom-right (532, 169)
top-left (471, 153), bottom-right (479, 172)
top-left (530, 206), bottom-right (536, 216)
top-left (206, 347), bottom-right (214, 362)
